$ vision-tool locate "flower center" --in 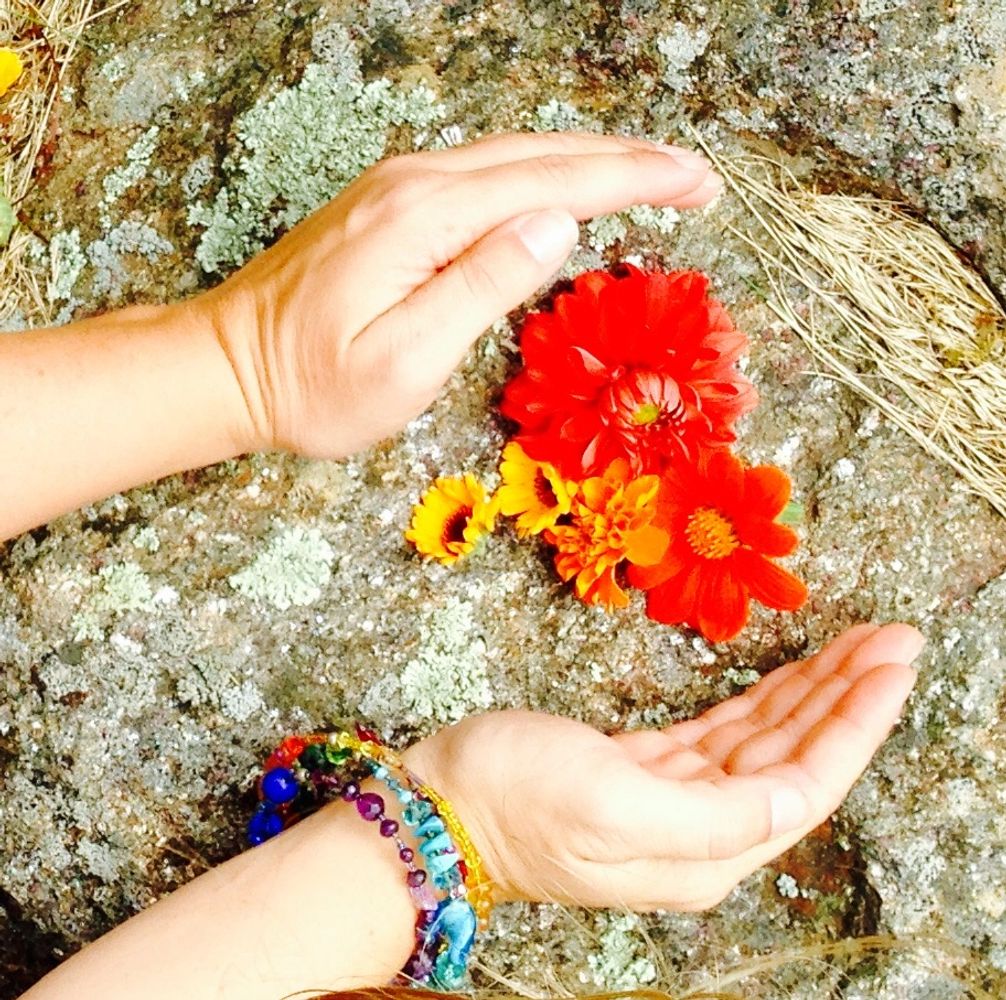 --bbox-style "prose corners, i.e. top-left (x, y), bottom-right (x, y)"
top-left (685, 507), bottom-right (739, 560)
top-left (533, 468), bottom-right (558, 508)
top-left (604, 369), bottom-right (686, 435)
top-left (631, 402), bottom-right (662, 426)
top-left (442, 507), bottom-right (472, 547)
